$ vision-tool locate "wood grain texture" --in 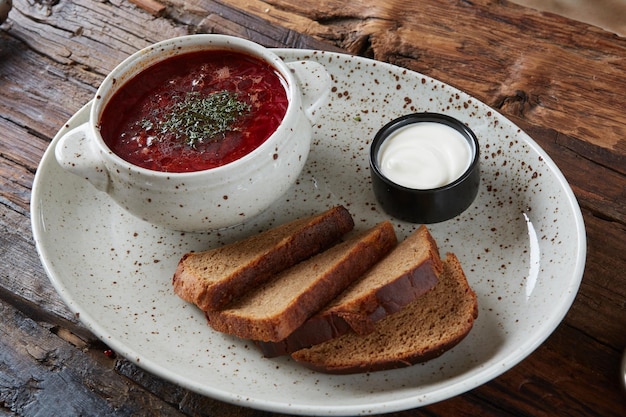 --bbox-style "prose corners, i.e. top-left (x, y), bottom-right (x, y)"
top-left (511, 0), bottom-right (626, 36)
top-left (0, 0), bottom-right (625, 415)
top-left (0, 298), bottom-right (189, 416)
